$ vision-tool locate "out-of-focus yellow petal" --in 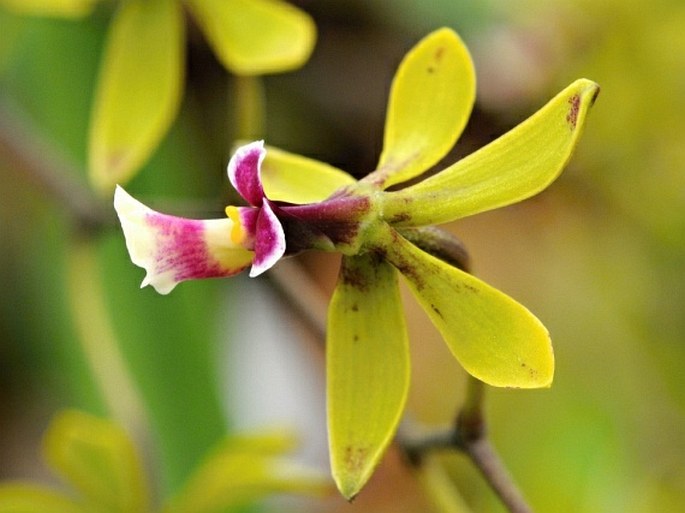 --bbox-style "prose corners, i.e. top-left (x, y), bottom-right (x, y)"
top-left (261, 145), bottom-right (356, 203)
top-left (0, 484), bottom-right (86, 513)
top-left (88, 0), bottom-right (184, 194)
top-left (0, 0), bottom-right (96, 18)
top-left (416, 456), bottom-right (473, 513)
top-left (185, 0), bottom-right (315, 75)
top-left (364, 28), bottom-right (475, 190)
top-left (114, 186), bottom-right (254, 294)
top-left (327, 254), bottom-right (410, 499)
top-left (165, 432), bottom-right (330, 513)
top-left (383, 79), bottom-right (600, 226)
top-left (42, 410), bottom-right (150, 513)
top-left (380, 226), bottom-right (554, 388)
